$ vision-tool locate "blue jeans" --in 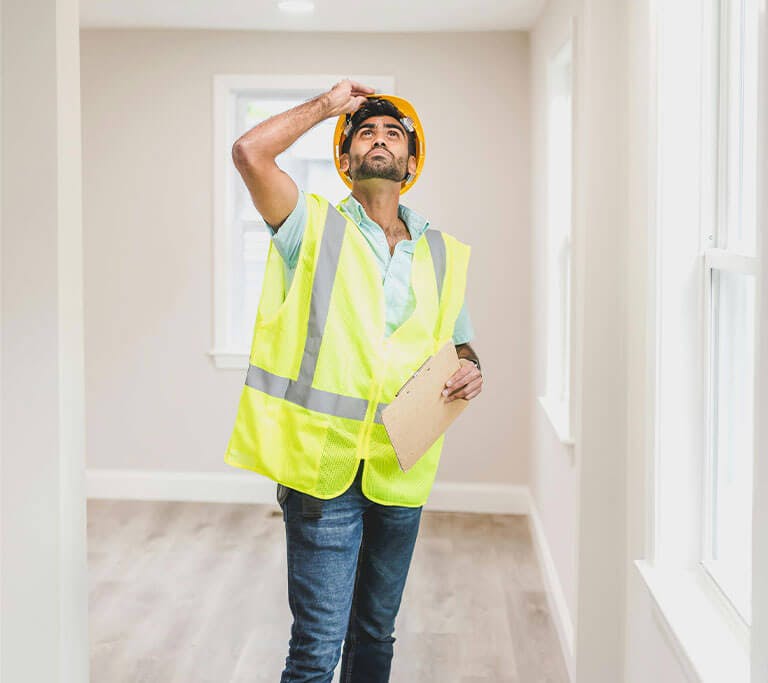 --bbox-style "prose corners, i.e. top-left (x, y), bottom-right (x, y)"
top-left (277, 460), bottom-right (423, 682)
